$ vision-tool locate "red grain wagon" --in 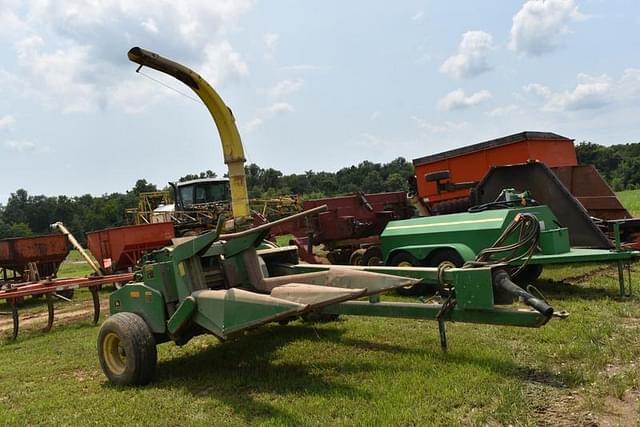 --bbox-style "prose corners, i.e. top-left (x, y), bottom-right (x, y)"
top-left (86, 222), bottom-right (175, 273)
top-left (0, 234), bottom-right (69, 281)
